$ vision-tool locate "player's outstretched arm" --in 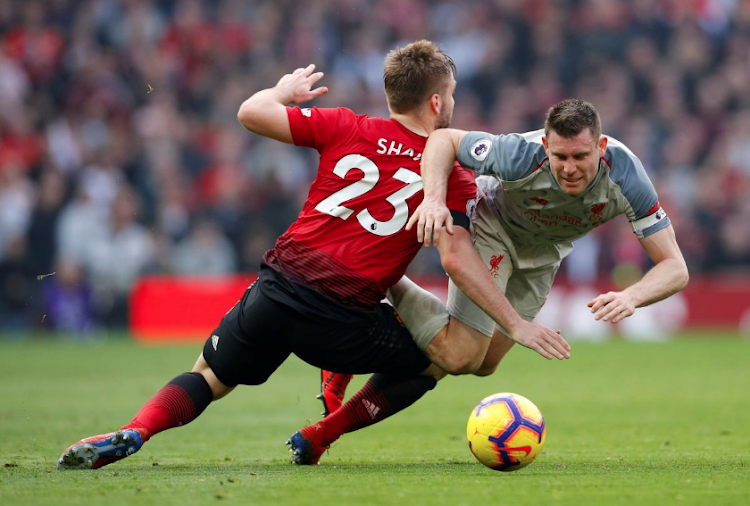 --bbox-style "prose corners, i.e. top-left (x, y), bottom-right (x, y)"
top-left (237, 64), bottom-right (328, 144)
top-left (407, 128), bottom-right (466, 246)
top-left (438, 226), bottom-right (571, 361)
top-left (588, 225), bottom-right (689, 323)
